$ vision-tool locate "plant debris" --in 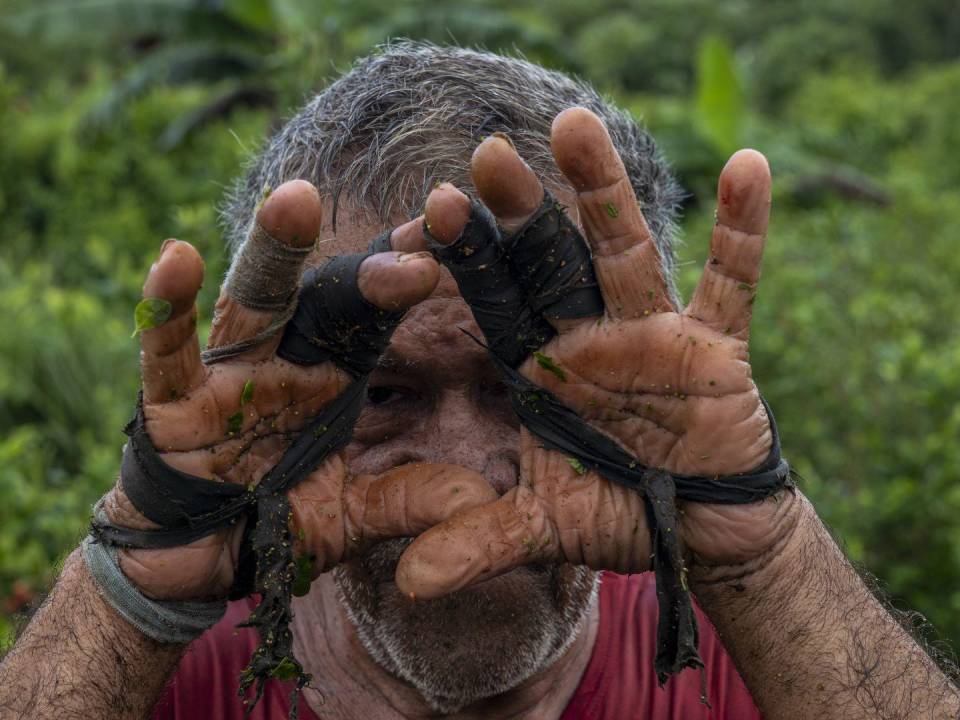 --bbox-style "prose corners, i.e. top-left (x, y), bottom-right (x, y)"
top-left (227, 411), bottom-right (243, 435)
top-left (567, 457), bottom-right (588, 475)
top-left (533, 351), bottom-right (566, 381)
top-left (240, 380), bottom-right (255, 406)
